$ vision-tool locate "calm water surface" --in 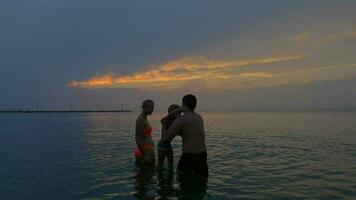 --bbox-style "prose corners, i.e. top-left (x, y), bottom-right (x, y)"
top-left (0, 112), bottom-right (355, 199)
